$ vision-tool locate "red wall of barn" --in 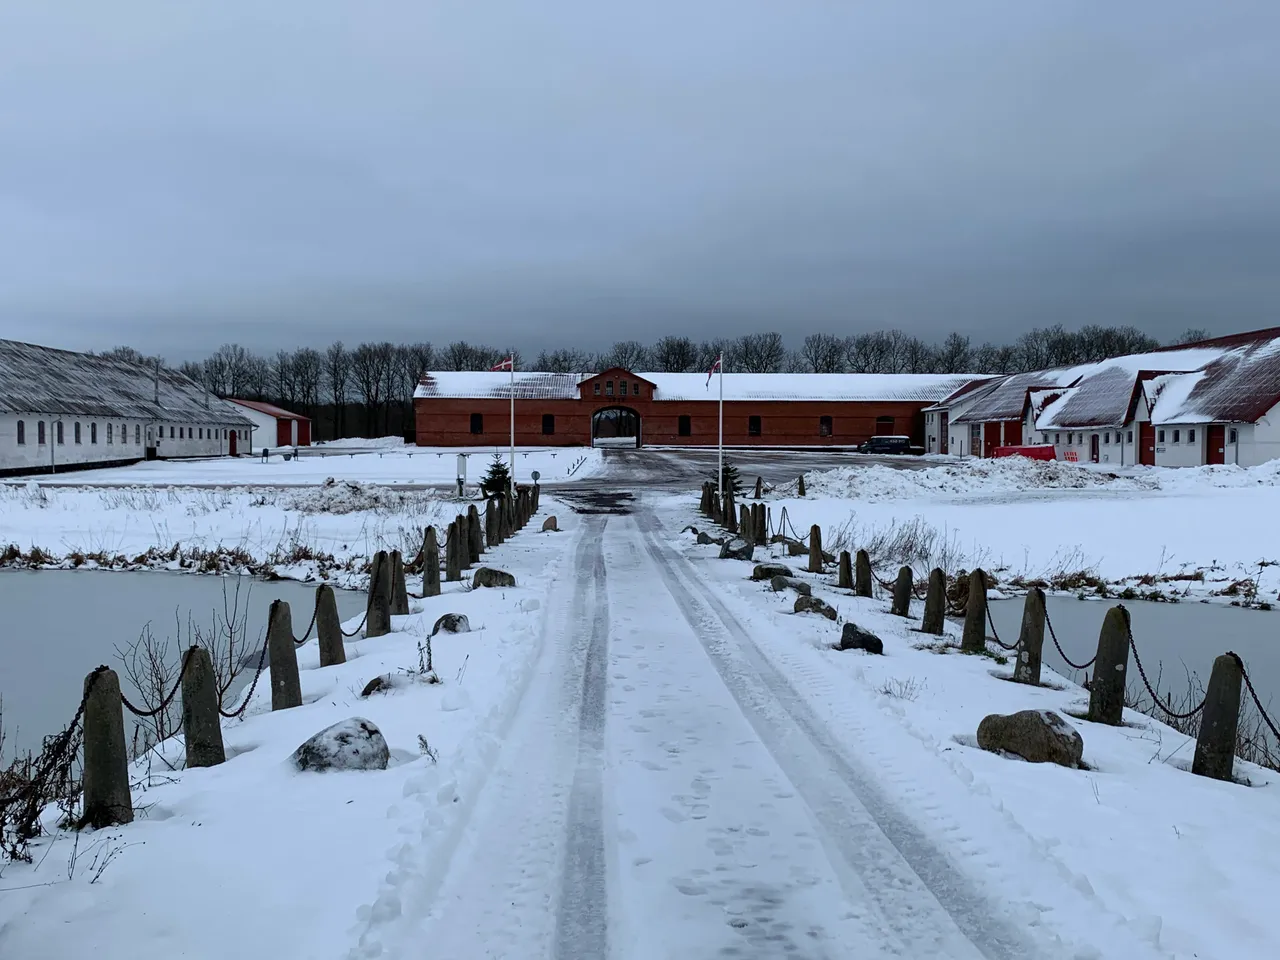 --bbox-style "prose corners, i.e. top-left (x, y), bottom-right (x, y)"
top-left (414, 397), bottom-right (928, 447)
top-left (296, 419), bottom-right (311, 446)
top-left (276, 418), bottom-right (293, 447)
